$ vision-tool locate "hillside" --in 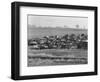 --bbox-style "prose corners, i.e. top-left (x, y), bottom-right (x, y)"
top-left (28, 25), bottom-right (87, 39)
